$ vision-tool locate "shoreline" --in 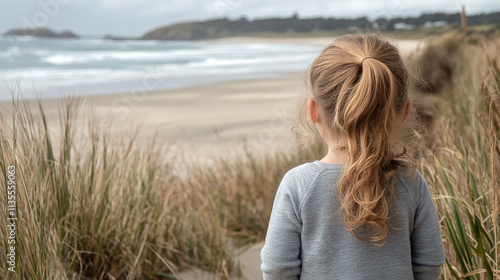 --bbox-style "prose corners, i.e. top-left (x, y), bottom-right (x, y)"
top-left (208, 36), bottom-right (425, 53)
